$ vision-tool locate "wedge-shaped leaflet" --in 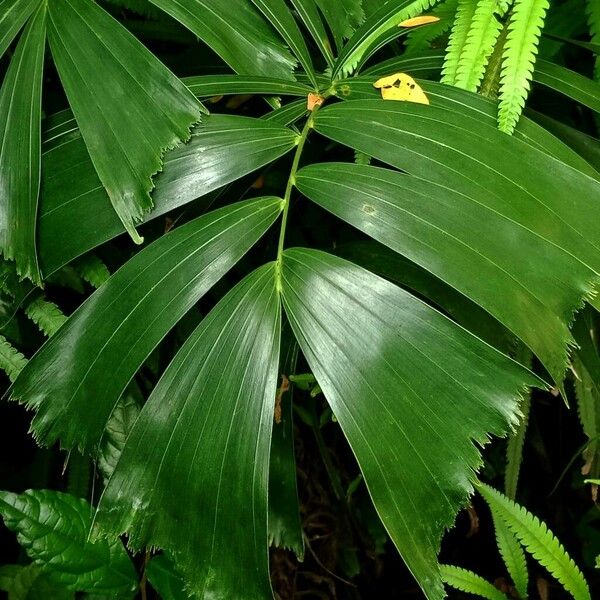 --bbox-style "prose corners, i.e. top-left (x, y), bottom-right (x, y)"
top-left (296, 162), bottom-right (598, 386)
top-left (288, 0), bottom-right (334, 67)
top-left (46, 0), bottom-right (204, 243)
top-left (95, 263), bottom-right (281, 599)
top-left (11, 197), bottom-right (283, 452)
top-left (250, 0), bottom-right (317, 87)
top-left (0, 3), bottom-right (46, 283)
top-left (280, 248), bottom-right (540, 600)
top-left (0, 0), bottom-right (39, 59)
top-left (315, 0), bottom-right (364, 49)
top-left (149, 0), bottom-right (296, 79)
top-left (0, 490), bottom-right (137, 595)
top-left (185, 74), bottom-right (312, 97)
top-left (313, 100), bottom-right (600, 382)
top-left (39, 114), bottom-right (298, 275)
